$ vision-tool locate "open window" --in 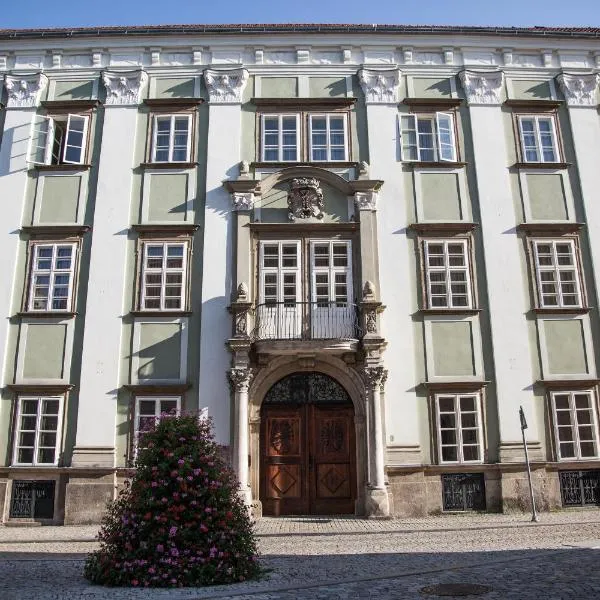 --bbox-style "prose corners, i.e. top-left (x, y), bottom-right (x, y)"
top-left (29, 114), bottom-right (89, 166)
top-left (400, 112), bottom-right (457, 162)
